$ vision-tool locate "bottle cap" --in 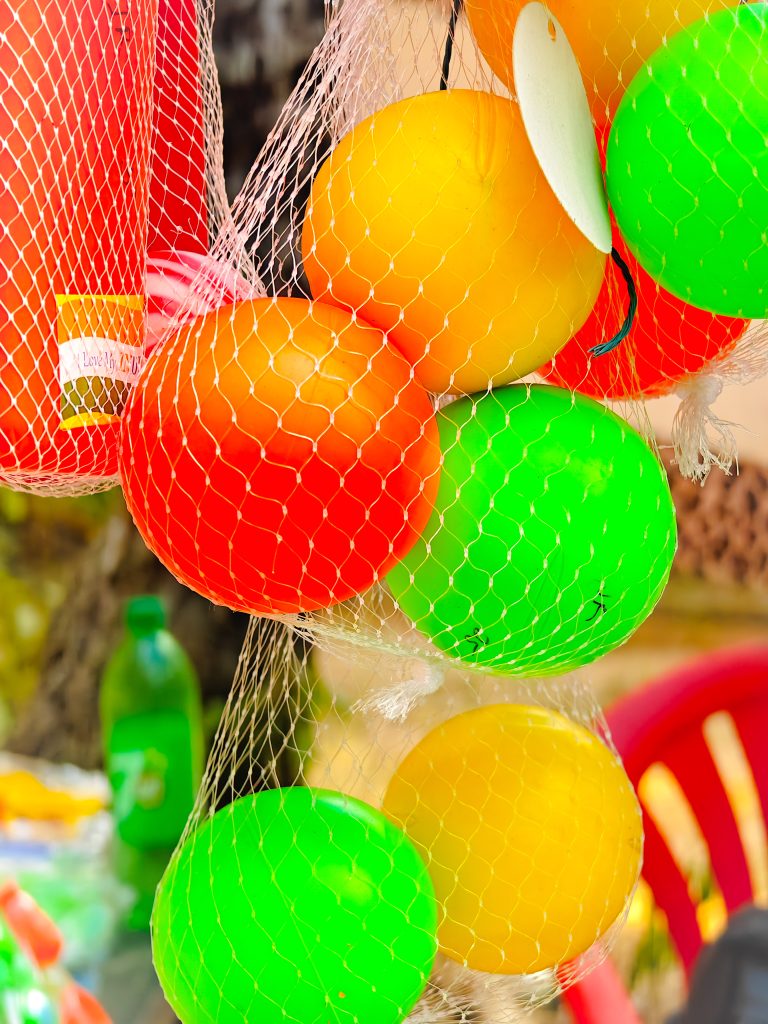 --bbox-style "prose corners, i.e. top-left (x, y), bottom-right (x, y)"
top-left (125, 595), bottom-right (166, 635)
